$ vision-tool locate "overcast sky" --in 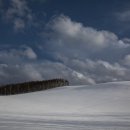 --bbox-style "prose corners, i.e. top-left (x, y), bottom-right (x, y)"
top-left (0, 0), bottom-right (130, 85)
